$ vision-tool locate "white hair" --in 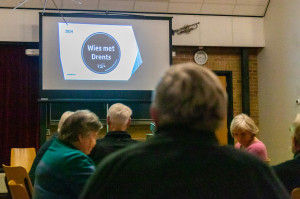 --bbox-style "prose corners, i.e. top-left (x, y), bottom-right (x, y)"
top-left (108, 103), bottom-right (132, 127)
top-left (230, 113), bottom-right (259, 137)
top-left (57, 111), bottom-right (74, 132)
